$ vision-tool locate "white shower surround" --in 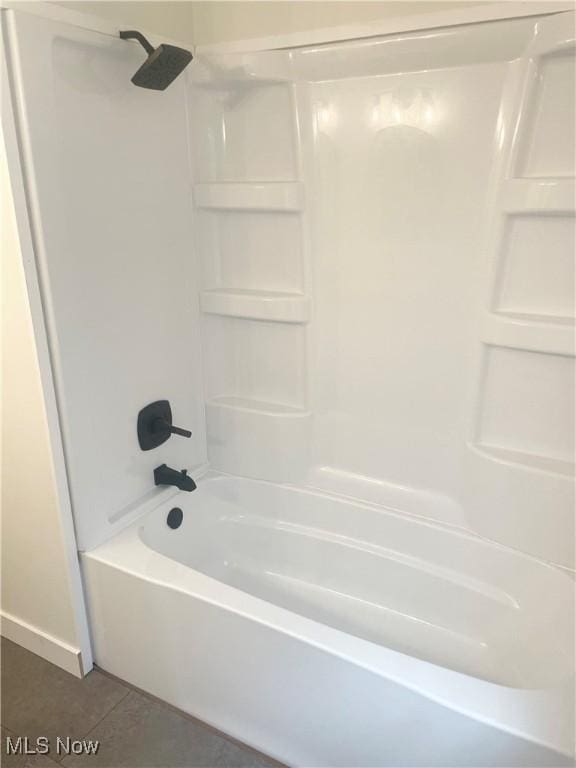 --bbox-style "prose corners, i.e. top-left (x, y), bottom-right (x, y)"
top-left (3, 4), bottom-right (575, 766)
